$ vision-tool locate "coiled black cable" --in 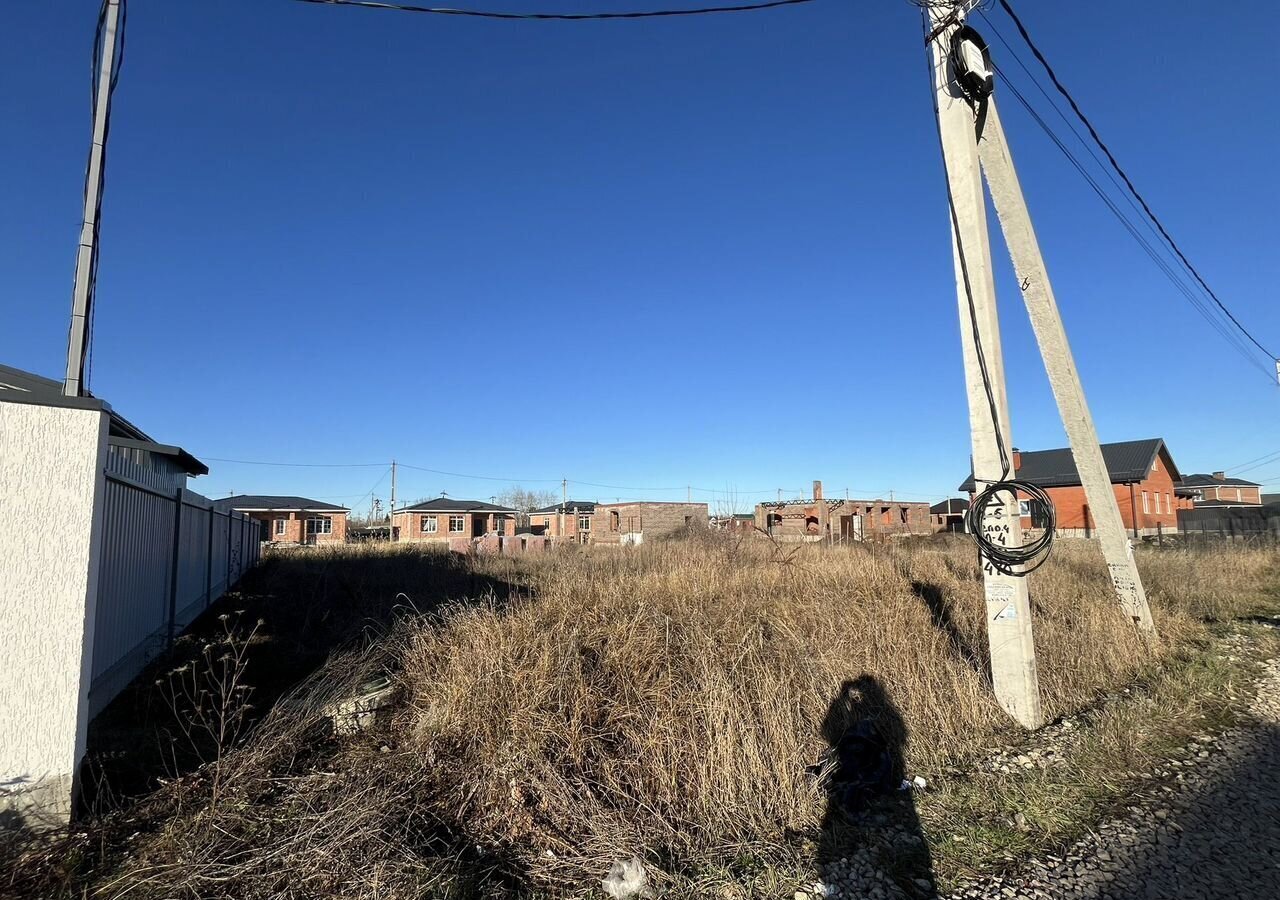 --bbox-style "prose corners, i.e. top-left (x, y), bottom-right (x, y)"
top-left (923, 12), bottom-right (1055, 576)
